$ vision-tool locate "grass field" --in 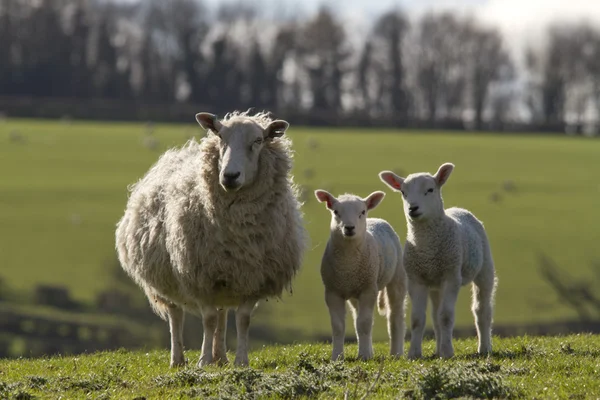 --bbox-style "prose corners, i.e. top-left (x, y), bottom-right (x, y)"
top-left (1, 335), bottom-right (599, 399)
top-left (0, 118), bottom-right (599, 342)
